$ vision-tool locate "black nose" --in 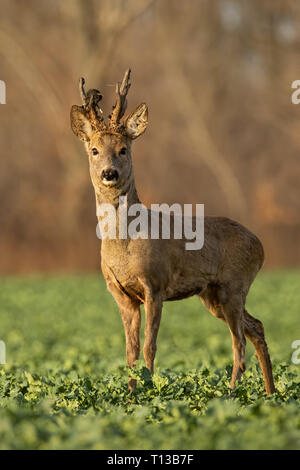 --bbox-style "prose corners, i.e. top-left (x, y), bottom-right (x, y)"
top-left (101, 169), bottom-right (119, 181)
